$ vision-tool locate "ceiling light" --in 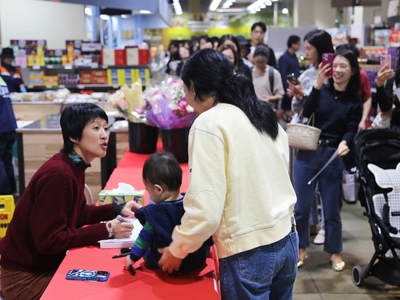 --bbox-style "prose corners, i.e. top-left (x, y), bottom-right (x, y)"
top-left (121, 14), bottom-right (129, 18)
top-left (99, 14), bottom-right (109, 20)
top-left (282, 7), bottom-right (289, 14)
top-left (139, 10), bottom-right (151, 14)
top-left (209, 0), bottom-right (222, 11)
top-left (271, 0), bottom-right (279, 2)
top-left (172, 0), bottom-right (183, 15)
